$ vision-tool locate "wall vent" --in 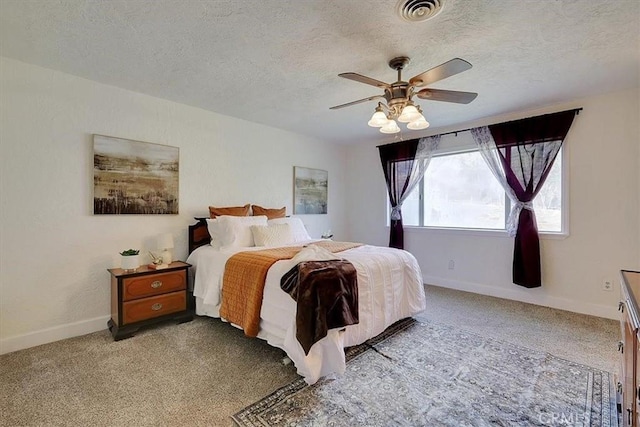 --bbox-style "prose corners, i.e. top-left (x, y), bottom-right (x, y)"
top-left (396, 0), bottom-right (444, 23)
